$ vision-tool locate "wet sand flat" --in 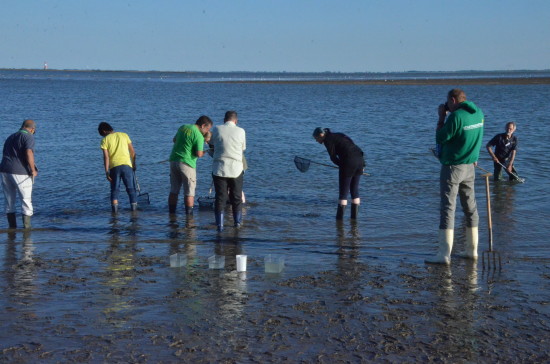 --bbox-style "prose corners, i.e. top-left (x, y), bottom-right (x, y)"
top-left (1, 232), bottom-right (549, 363)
